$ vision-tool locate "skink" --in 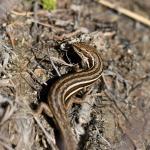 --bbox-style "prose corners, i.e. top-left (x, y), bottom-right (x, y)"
top-left (40, 43), bottom-right (103, 150)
